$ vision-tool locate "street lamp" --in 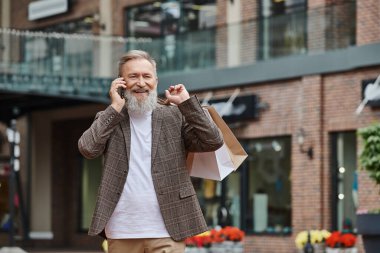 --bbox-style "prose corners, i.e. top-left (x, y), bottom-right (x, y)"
top-left (296, 128), bottom-right (313, 159)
